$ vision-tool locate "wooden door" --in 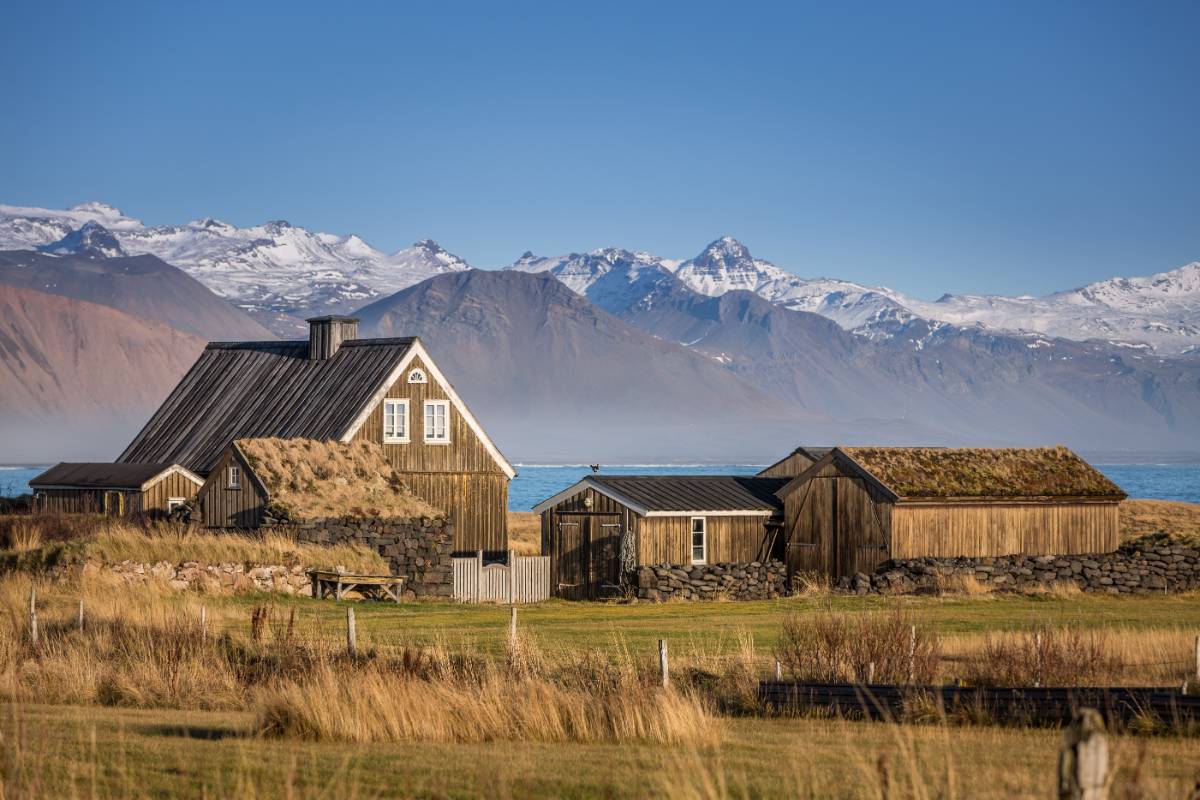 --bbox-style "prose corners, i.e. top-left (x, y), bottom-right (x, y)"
top-left (837, 477), bottom-right (889, 578)
top-left (588, 515), bottom-right (622, 598)
top-left (786, 478), bottom-right (835, 578)
top-left (554, 515), bottom-right (586, 600)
